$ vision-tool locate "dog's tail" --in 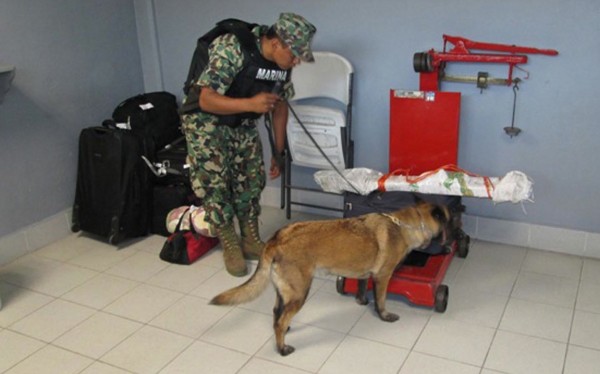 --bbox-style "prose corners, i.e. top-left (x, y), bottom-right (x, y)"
top-left (209, 244), bottom-right (274, 306)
